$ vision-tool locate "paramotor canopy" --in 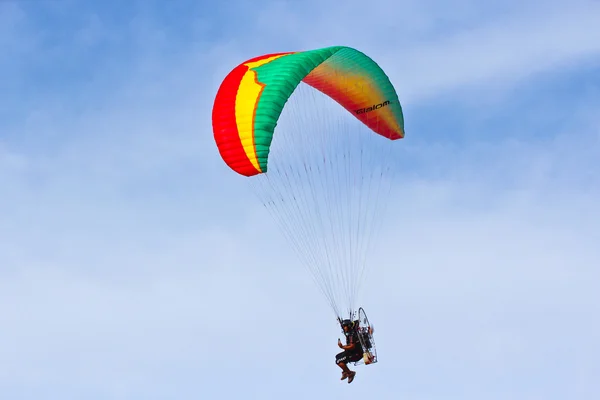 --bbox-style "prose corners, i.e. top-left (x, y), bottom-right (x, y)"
top-left (212, 46), bottom-right (404, 320)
